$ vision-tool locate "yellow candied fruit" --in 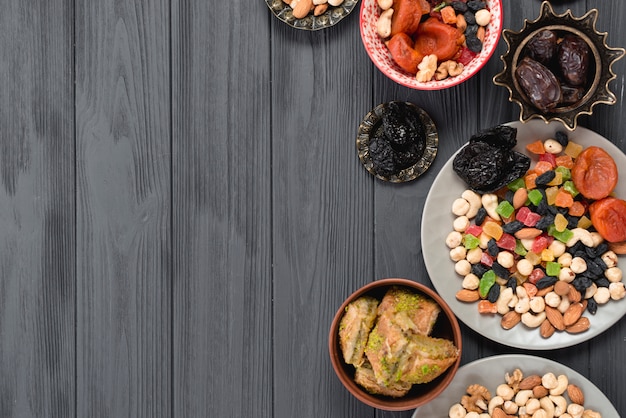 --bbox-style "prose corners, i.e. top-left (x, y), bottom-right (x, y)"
top-left (482, 221), bottom-right (503, 240)
top-left (578, 215), bottom-right (593, 229)
top-left (554, 213), bottom-right (568, 232)
top-left (525, 251), bottom-right (542, 266)
top-left (547, 171), bottom-right (563, 186)
top-left (564, 141), bottom-right (583, 158)
top-left (545, 186), bottom-right (559, 206)
top-left (541, 248), bottom-right (555, 262)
